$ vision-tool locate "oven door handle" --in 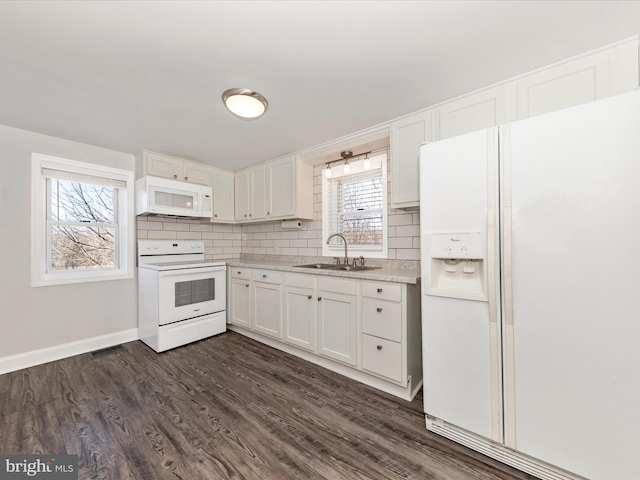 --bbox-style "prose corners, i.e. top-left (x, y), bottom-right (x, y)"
top-left (158, 266), bottom-right (226, 277)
